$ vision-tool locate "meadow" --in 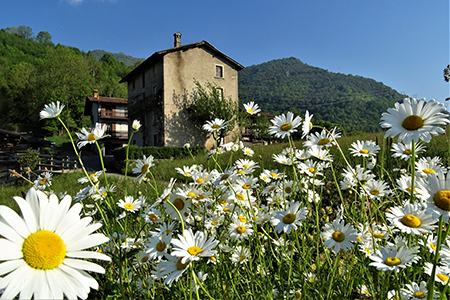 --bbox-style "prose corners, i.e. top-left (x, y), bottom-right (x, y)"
top-left (1, 99), bottom-right (450, 300)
